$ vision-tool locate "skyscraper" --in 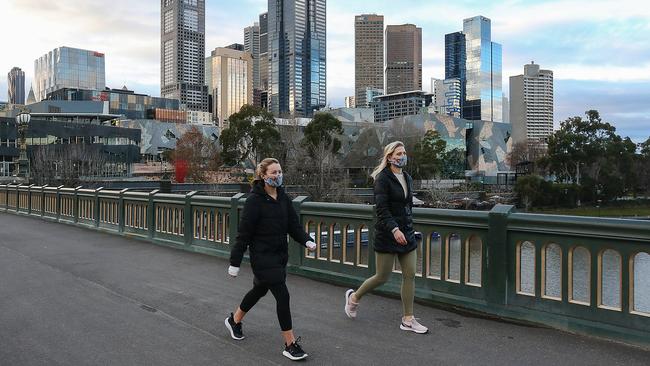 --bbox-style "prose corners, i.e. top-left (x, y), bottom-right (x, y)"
top-left (385, 24), bottom-right (422, 95)
top-left (206, 47), bottom-right (253, 128)
top-left (355, 14), bottom-right (384, 108)
top-left (462, 16), bottom-right (502, 122)
top-left (444, 31), bottom-right (466, 113)
top-left (258, 12), bottom-right (269, 109)
top-left (244, 22), bottom-right (261, 90)
top-left (510, 61), bottom-right (554, 145)
top-left (268, 0), bottom-right (326, 118)
top-left (161, 0), bottom-right (208, 111)
top-left (8, 67), bottom-right (25, 105)
top-left (33, 46), bottom-right (106, 102)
